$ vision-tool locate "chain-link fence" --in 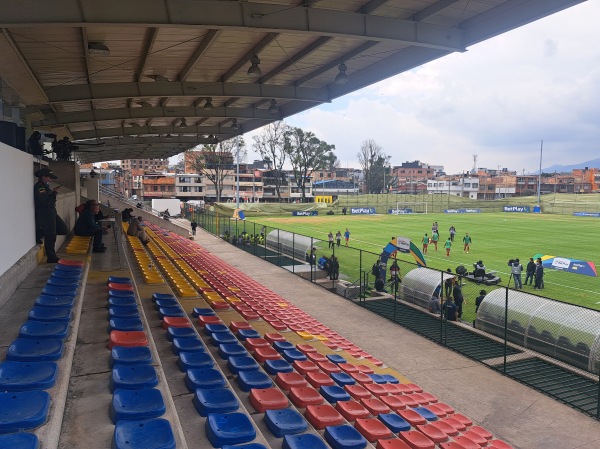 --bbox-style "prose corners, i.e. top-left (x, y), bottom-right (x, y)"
top-left (191, 208), bottom-right (600, 418)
